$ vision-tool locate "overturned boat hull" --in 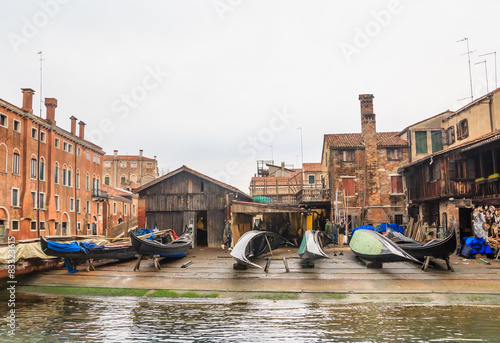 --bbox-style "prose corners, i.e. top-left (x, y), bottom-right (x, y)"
top-left (130, 230), bottom-right (192, 258)
top-left (298, 230), bottom-right (330, 261)
top-left (349, 229), bottom-right (420, 263)
top-left (230, 231), bottom-right (288, 268)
